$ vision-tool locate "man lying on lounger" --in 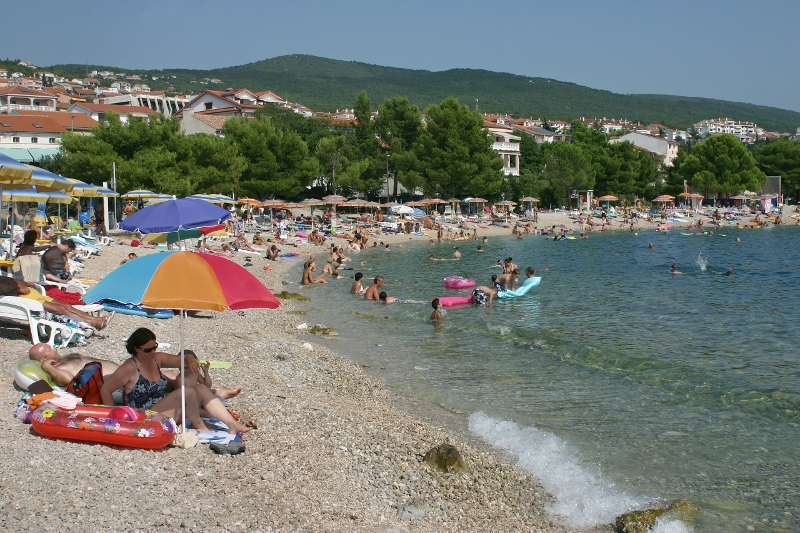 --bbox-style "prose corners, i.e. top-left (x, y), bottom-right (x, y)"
top-left (0, 277), bottom-right (113, 331)
top-left (28, 343), bottom-right (241, 399)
